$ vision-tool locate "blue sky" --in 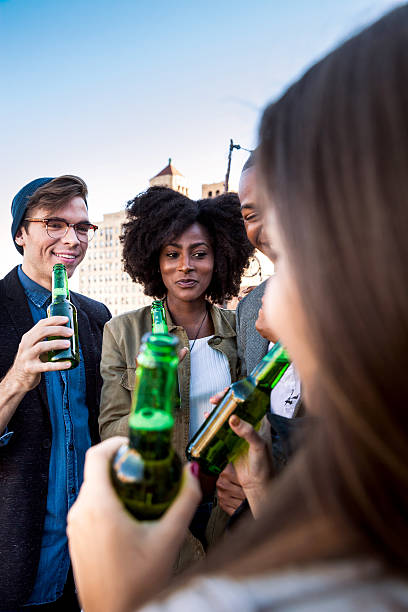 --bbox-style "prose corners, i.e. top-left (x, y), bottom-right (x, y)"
top-left (0, 0), bottom-right (403, 279)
